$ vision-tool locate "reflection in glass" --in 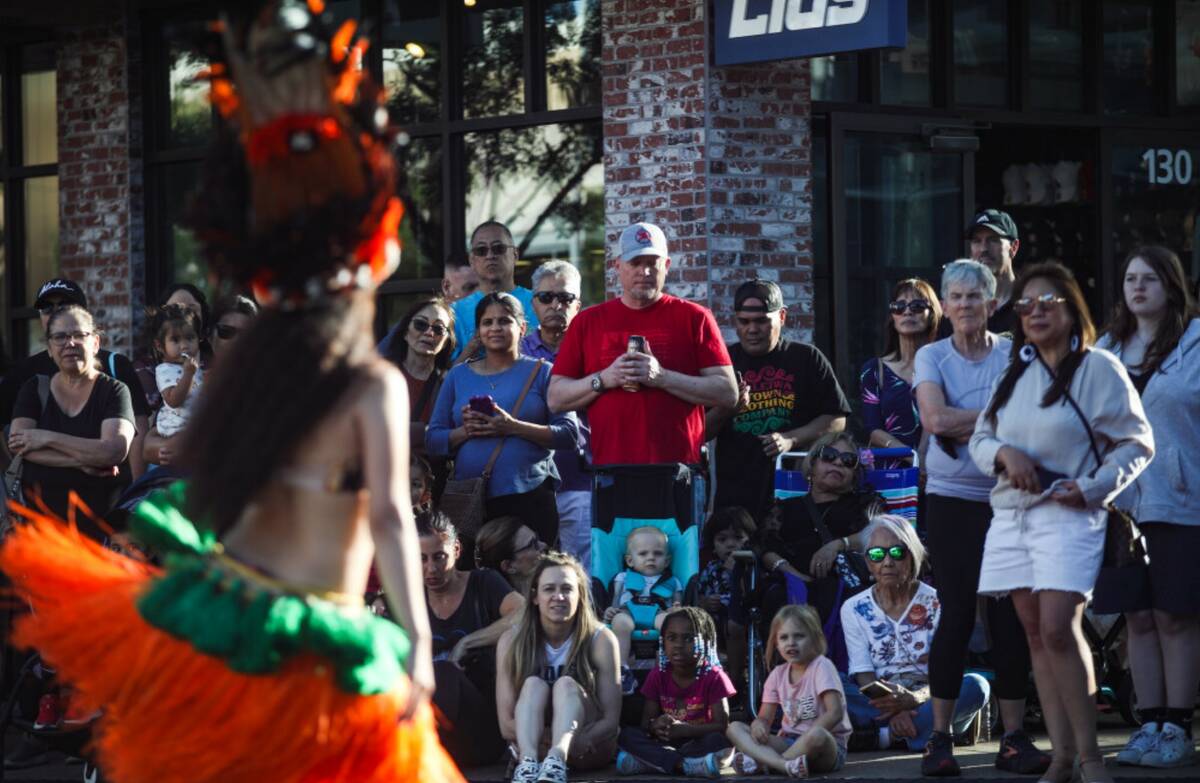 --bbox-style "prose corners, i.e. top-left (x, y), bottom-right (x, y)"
top-left (465, 122), bottom-right (604, 303)
top-left (545, 0), bottom-right (601, 110)
top-left (881, 0), bottom-right (930, 106)
top-left (22, 50), bottom-right (57, 165)
top-left (1103, 1), bottom-right (1155, 115)
top-left (24, 177), bottom-right (60, 304)
top-left (1111, 144), bottom-right (1200, 285)
top-left (1177, 0), bottom-right (1200, 108)
top-left (463, 1), bottom-right (525, 118)
top-left (168, 41), bottom-right (212, 148)
top-left (953, 0), bottom-right (1008, 107)
top-left (392, 136), bottom-right (443, 281)
top-left (1030, 0), bottom-right (1083, 111)
top-left (383, 5), bottom-right (441, 125)
top-left (163, 164), bottom-right (208, 296)
top-left (811, 55), bottom-right (857, 102)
